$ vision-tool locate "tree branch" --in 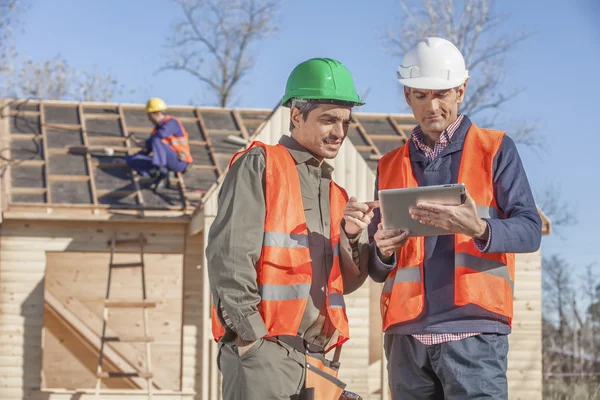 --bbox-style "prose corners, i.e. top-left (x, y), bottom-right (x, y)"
top-left (160, 0), bottom-right (280, 107)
